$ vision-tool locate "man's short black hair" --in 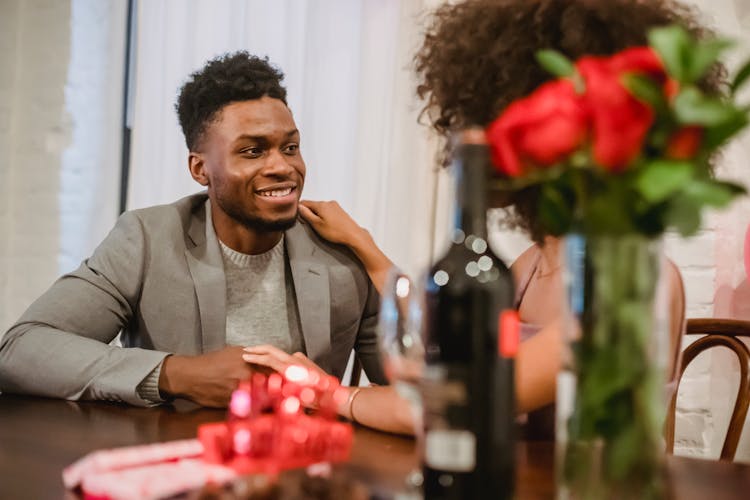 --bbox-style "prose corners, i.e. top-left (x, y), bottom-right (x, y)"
top-left (176, 52), bottom-right (287, 150)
